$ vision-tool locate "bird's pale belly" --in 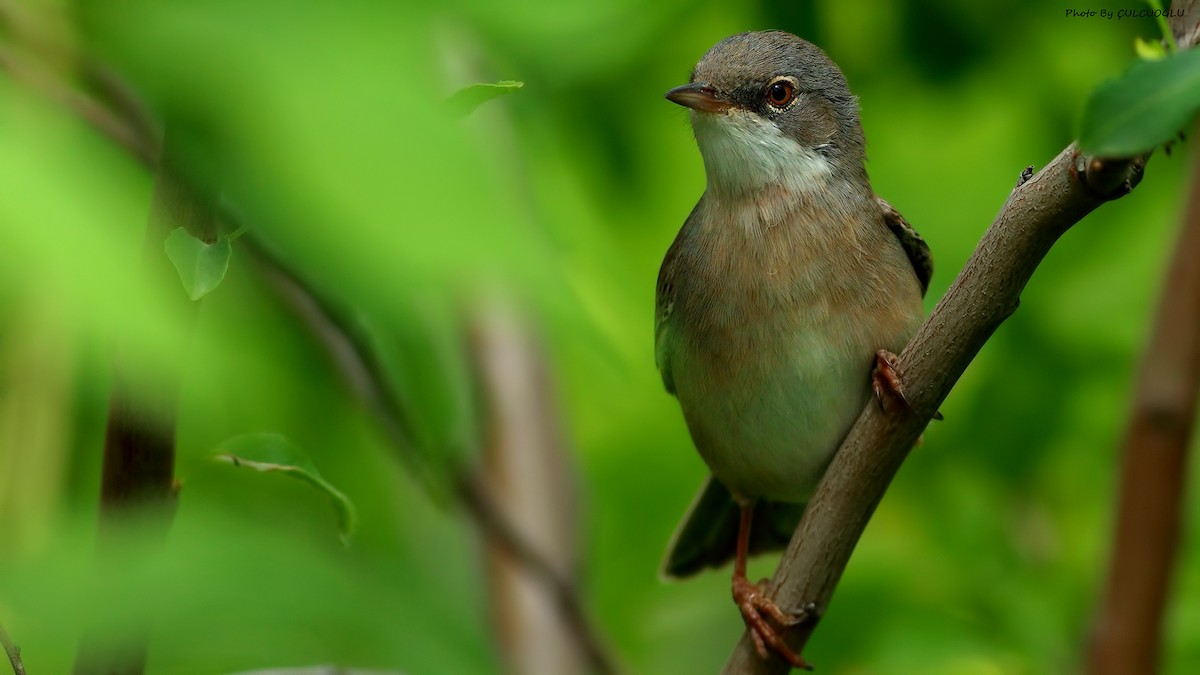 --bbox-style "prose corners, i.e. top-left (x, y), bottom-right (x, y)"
top-left (672, 305), bottom-right (917, 503)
